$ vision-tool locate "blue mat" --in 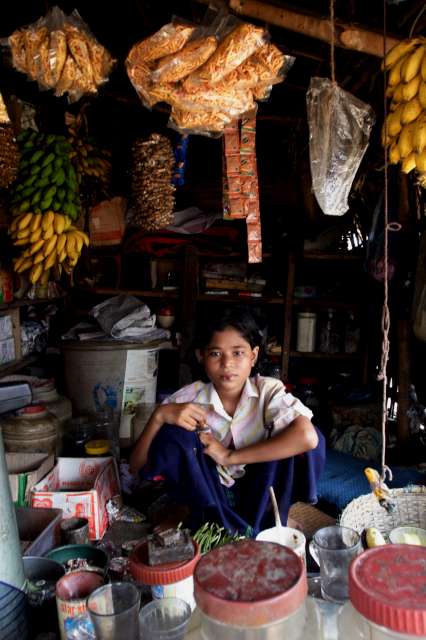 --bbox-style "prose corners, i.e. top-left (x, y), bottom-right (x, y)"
top-left (317, 449), bottom-right (426, 512)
